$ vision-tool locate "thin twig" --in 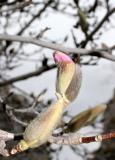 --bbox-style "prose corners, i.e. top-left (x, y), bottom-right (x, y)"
top-left (13, 89), bottom-right (47, 114)
top-left (0, 0), bottom-right (32, 14)
top-left (0, 97), bottom-right (27, 126)
top-left (17, 0), bottom-right (53, 35)
top-left (82, 7), bottom-right (115, 47)
top-left (6, 110), bottom-right (28, 127)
